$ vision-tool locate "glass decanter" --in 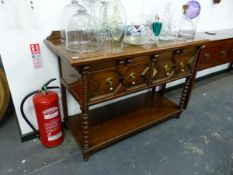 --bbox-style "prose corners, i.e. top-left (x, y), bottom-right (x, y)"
top-left (60, 0), bottom-right (86, 43)
top-left (98, 0), bottom-right (126, 52)
top-left (98, 1), bottom-right (112, 52)
top-left (159, 3), bottom-right (177, 41)
top-left (65, 8), bottom-right (99, 53)
top-left (108, 0), bottom-right (126, 41)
